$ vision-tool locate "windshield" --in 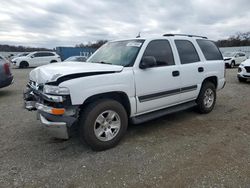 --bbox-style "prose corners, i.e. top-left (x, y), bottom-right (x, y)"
top-left (223, 52), bottom-right (236, 57)
top-left (64, 56), bottom-right (77, 61)
top-left (18, 53), bottom-right (28, 57)
top-left (87, 40), bottom-right (144, 67)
